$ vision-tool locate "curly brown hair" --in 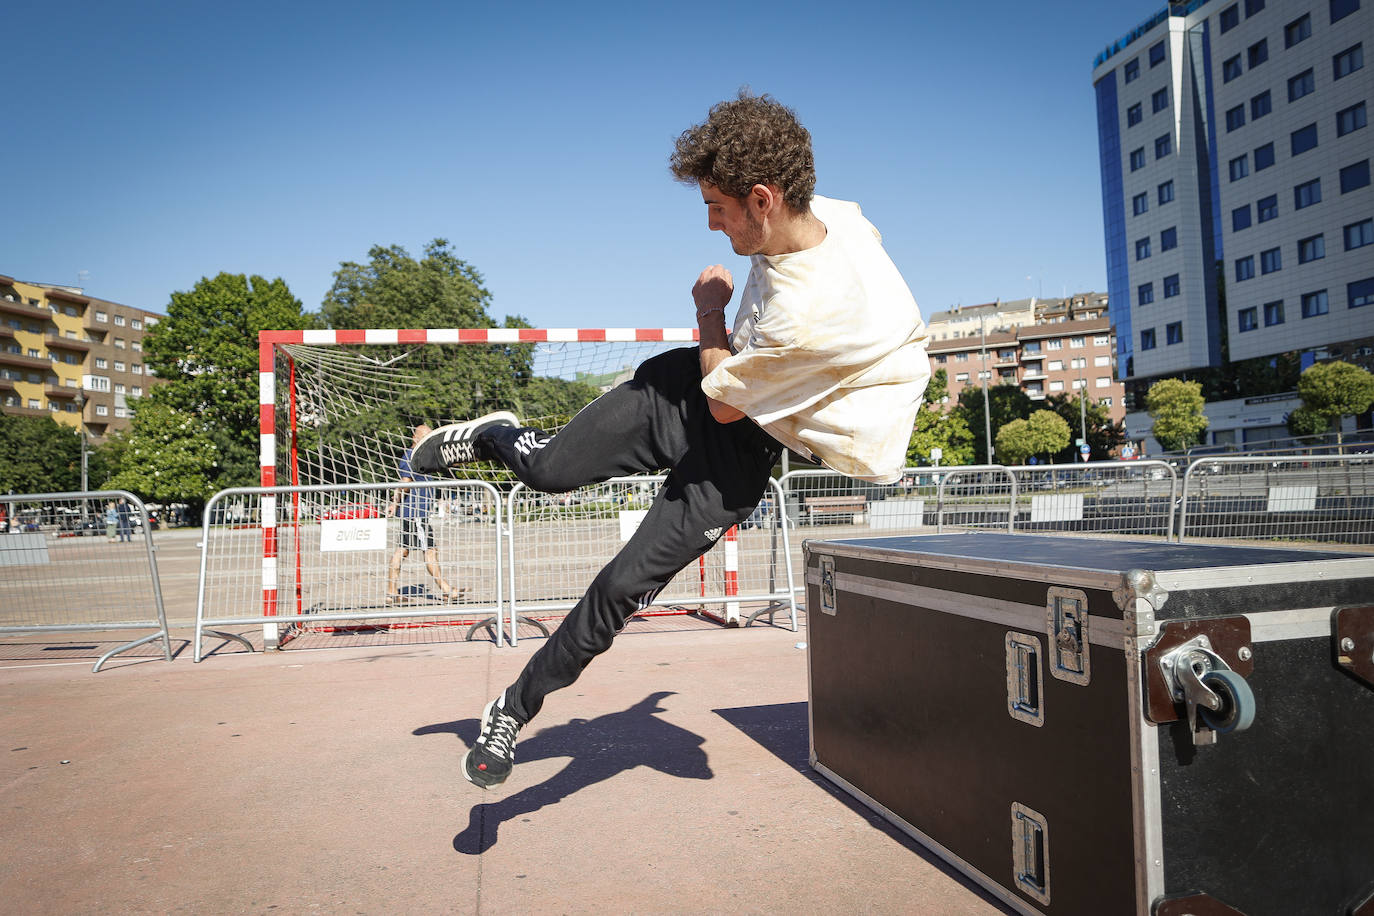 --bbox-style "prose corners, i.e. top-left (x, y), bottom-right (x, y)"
top-left (669, 90), bottom-right (816, 213)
